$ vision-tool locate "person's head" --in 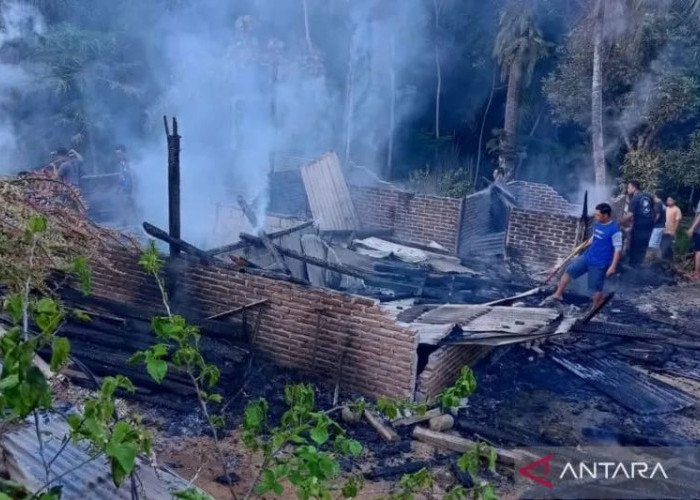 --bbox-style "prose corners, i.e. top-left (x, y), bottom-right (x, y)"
top-left (493, 167), bottom-right (504, 180)
top-left (653, 192), bottom-right (663, 203)
top-left (626, 181), bottom-right (641, 196)
top-left (114, 144), bottom-right (127, 159)
top-left (594, 202), bottom-right (612, 223)
top-left (666, 196), bottom-right (676, 207)
top-left (50, 146), bottom-right (68, 159)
